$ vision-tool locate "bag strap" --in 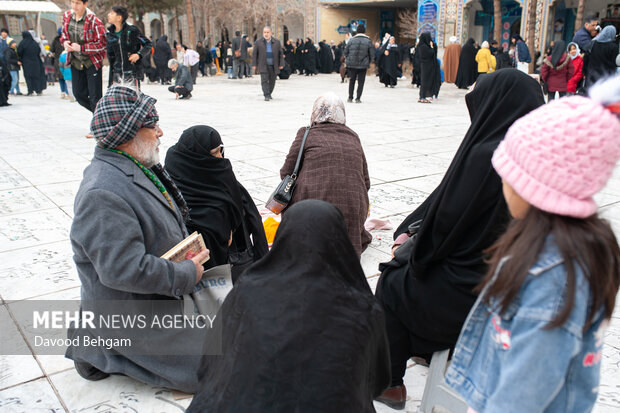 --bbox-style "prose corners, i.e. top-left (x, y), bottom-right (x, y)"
top-left (291, 126), bottom-right (310, 180)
